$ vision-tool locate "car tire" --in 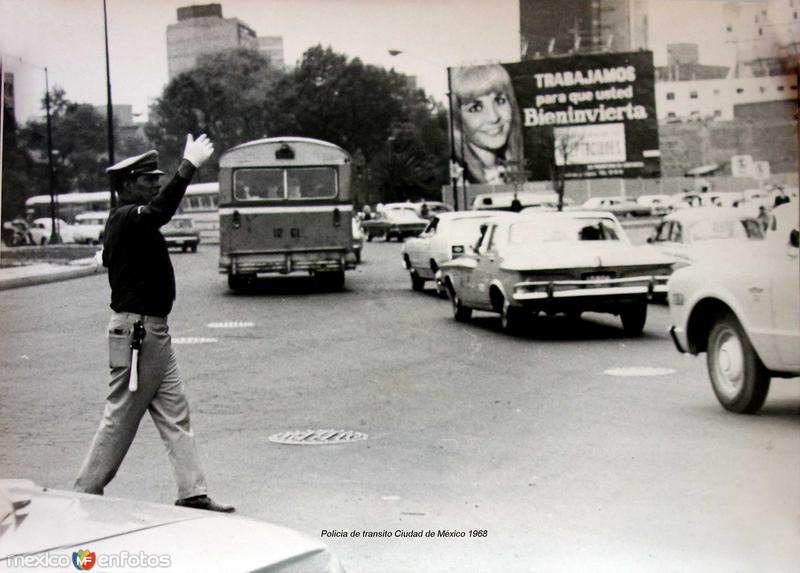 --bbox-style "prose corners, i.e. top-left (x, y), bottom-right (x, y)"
top-left (706, 313), bottom-right (770, 414)
top-left (620, 303), bottom-right (647, 336)
top-left (366, 233), bottom-right (373, 242)
top-left (355, 250), bottom-right (361, 264)
top-left (319, 270), bottom-right (345, 291)
top-left (228, 274), bottom-right (253, 290)
top-left (451, 292), bottom-right (472, 322)
top-left (182, 245), bottom-right (189, 253)
top-left (190, 244), bottom-right (198, 253)
top-left (410, 271), bottom-right (424, 292)
top-left (500, 302), bottom-right (525, 335)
